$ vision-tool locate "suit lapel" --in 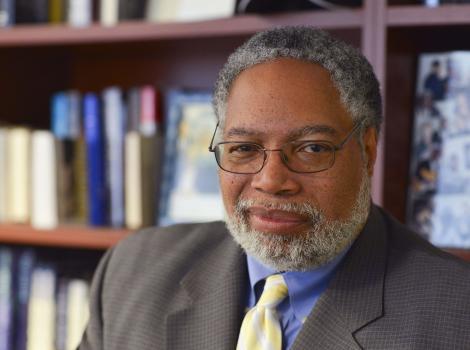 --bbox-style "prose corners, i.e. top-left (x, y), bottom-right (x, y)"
top-left (166, 232), bottom-right (247, 350)
top-left (292, 206), bottom-right (387, 350)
